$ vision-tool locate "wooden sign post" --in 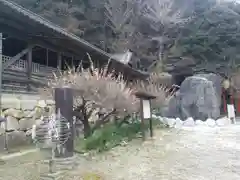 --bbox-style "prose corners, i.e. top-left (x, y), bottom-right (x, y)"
top-left (135, 92), bottom-right (156, 140)
top-left (54, 87), bottom-right (74, 158)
